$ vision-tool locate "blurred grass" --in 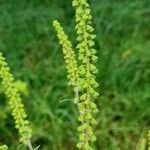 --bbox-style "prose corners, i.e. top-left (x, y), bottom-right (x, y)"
top-left (0, 0), bottom-right (150, 149)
